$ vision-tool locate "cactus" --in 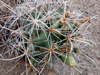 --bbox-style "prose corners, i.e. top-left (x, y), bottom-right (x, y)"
top-left (0, 0), bottom-right (96, 75)
top-left (61, 53), bottom-right (76, 67)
